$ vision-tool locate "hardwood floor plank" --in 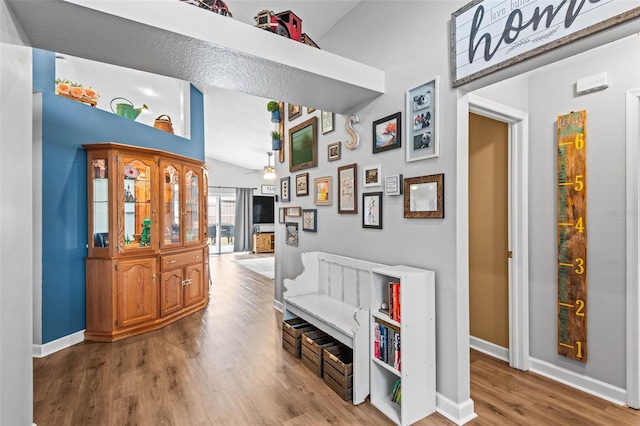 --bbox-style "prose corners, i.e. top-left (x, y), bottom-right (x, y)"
top-left (33, 253), bottom-right (640, 425)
